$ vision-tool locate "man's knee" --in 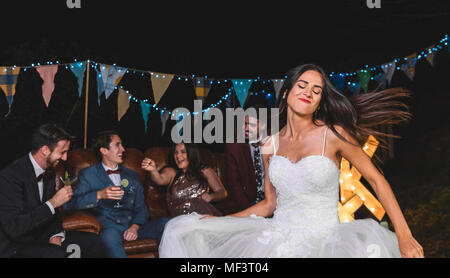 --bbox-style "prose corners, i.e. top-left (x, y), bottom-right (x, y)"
top-left (100, 229), bottom-right (123, 246)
